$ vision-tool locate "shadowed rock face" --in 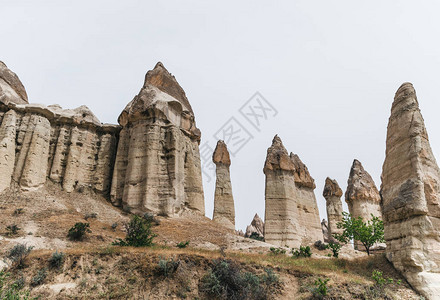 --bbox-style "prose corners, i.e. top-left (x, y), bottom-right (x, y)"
top-left (263, 135), bottom-right (322, 247)
top-left (110, 62), bottom-right (204, 217)
top-left (323, 177), bottom-right (343, 239)
top-left (381, 83), bottom-right (440, 298)
top-left (0, 61), bottom-right (28, 105)
top-left (345, 159), bottom-right (382, 249)
top-left (212, 140), bottom-right (235, 230)
top-left (245, 213), bottom-right (264, 238)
